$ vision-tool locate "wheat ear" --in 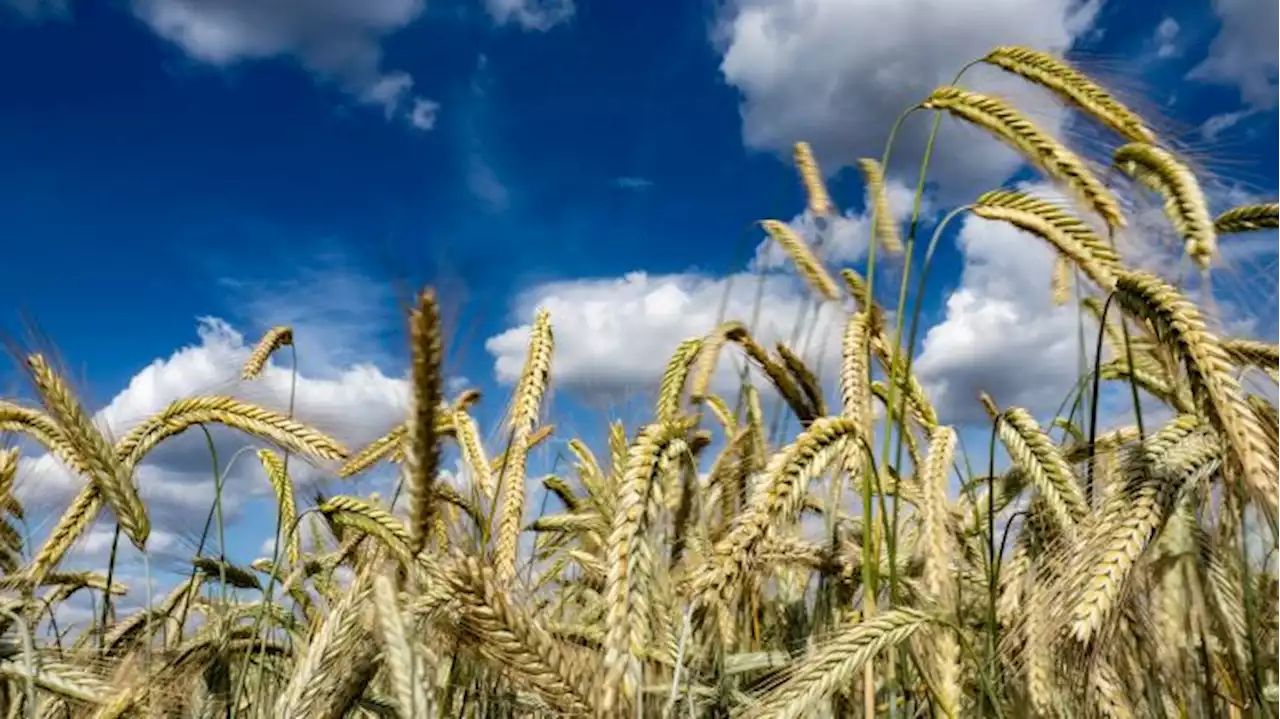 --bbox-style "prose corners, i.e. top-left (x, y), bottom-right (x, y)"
top-left (759, 219), bottom-right (841, 301)
top-left (793, 141), bottom-right (834, 217)
top-left (600, 419), bottom-right (693, 715)
top-left (257, 449), bottom-right (299, 566)
top-left (495, 309), bottom-right (554, 583)
top-left (971, 191), bottom-right (1120, 291)
top-left (1112, 270), bottom-right (1278, 533)
top-left (404, 290), bottom-right (444, 556)
top-left (982, 46), bottom-right (1156, 143)
top-left (1213, 202), bottom-right (1279, 233)
top-left (241, 326), bottom-right (293, 380)
top-left (923, 87), bottom-right (1124, 229)
top-left (858, 158), bottom-right (904, 254)
top-left (656, 337), bottom-right (704, 423)
top-left (1113, 142), bottom-right (1216, 269)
